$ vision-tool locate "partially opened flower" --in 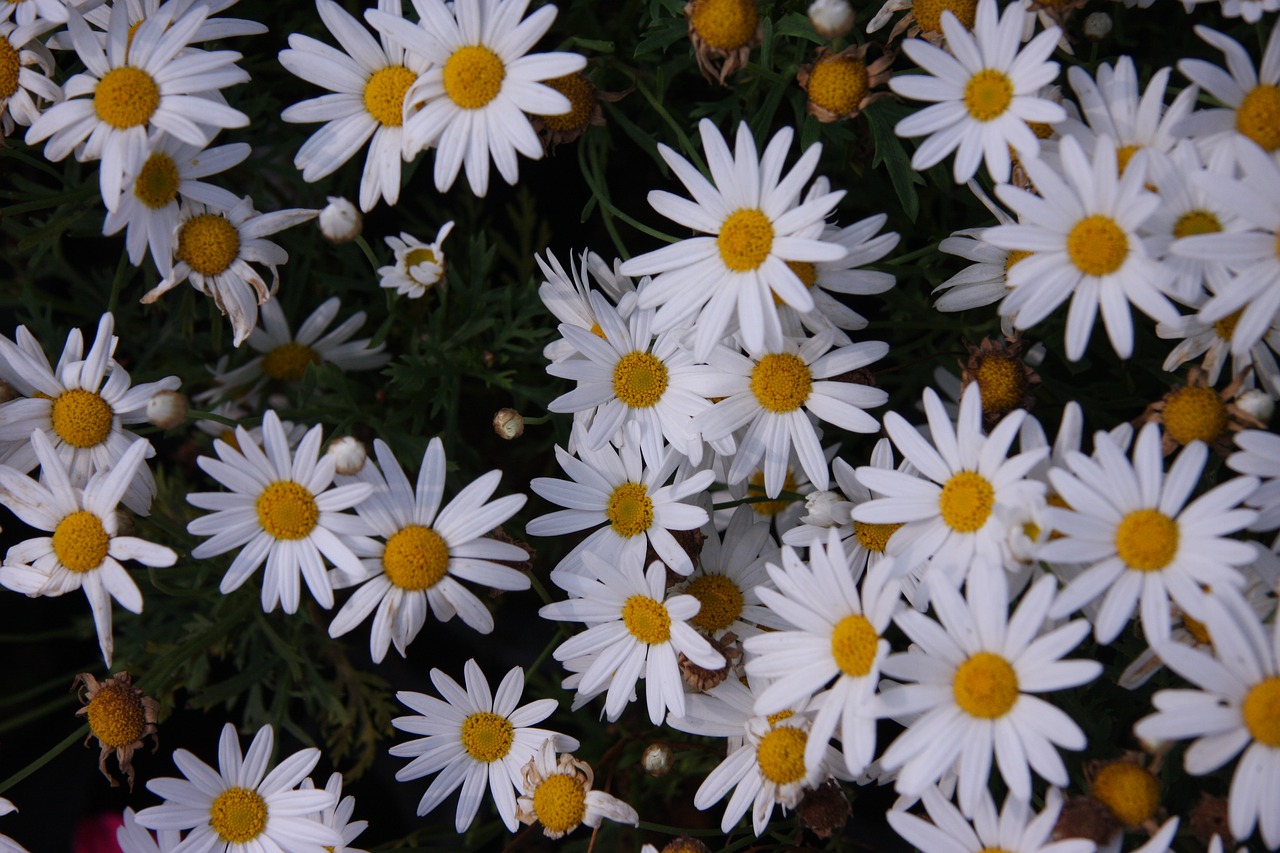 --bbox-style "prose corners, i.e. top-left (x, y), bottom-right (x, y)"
top-left (515, 739), bottom-right (638, 838)
top-left (379, 221), bottom-right (455, 298)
